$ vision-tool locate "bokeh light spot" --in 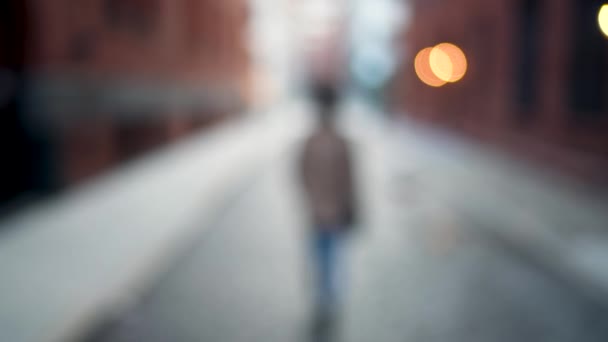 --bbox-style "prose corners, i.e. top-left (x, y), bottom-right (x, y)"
top-left (429, 46), bottom-right (454, 82)
top-left (414, 47), bottom-right (447, 87)
top-left (599, 4), bottom-right (608, 38)
top-left (414, 43), bottom-right (468, 86)
top-left (435, 43), bottom-right (467, 82)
